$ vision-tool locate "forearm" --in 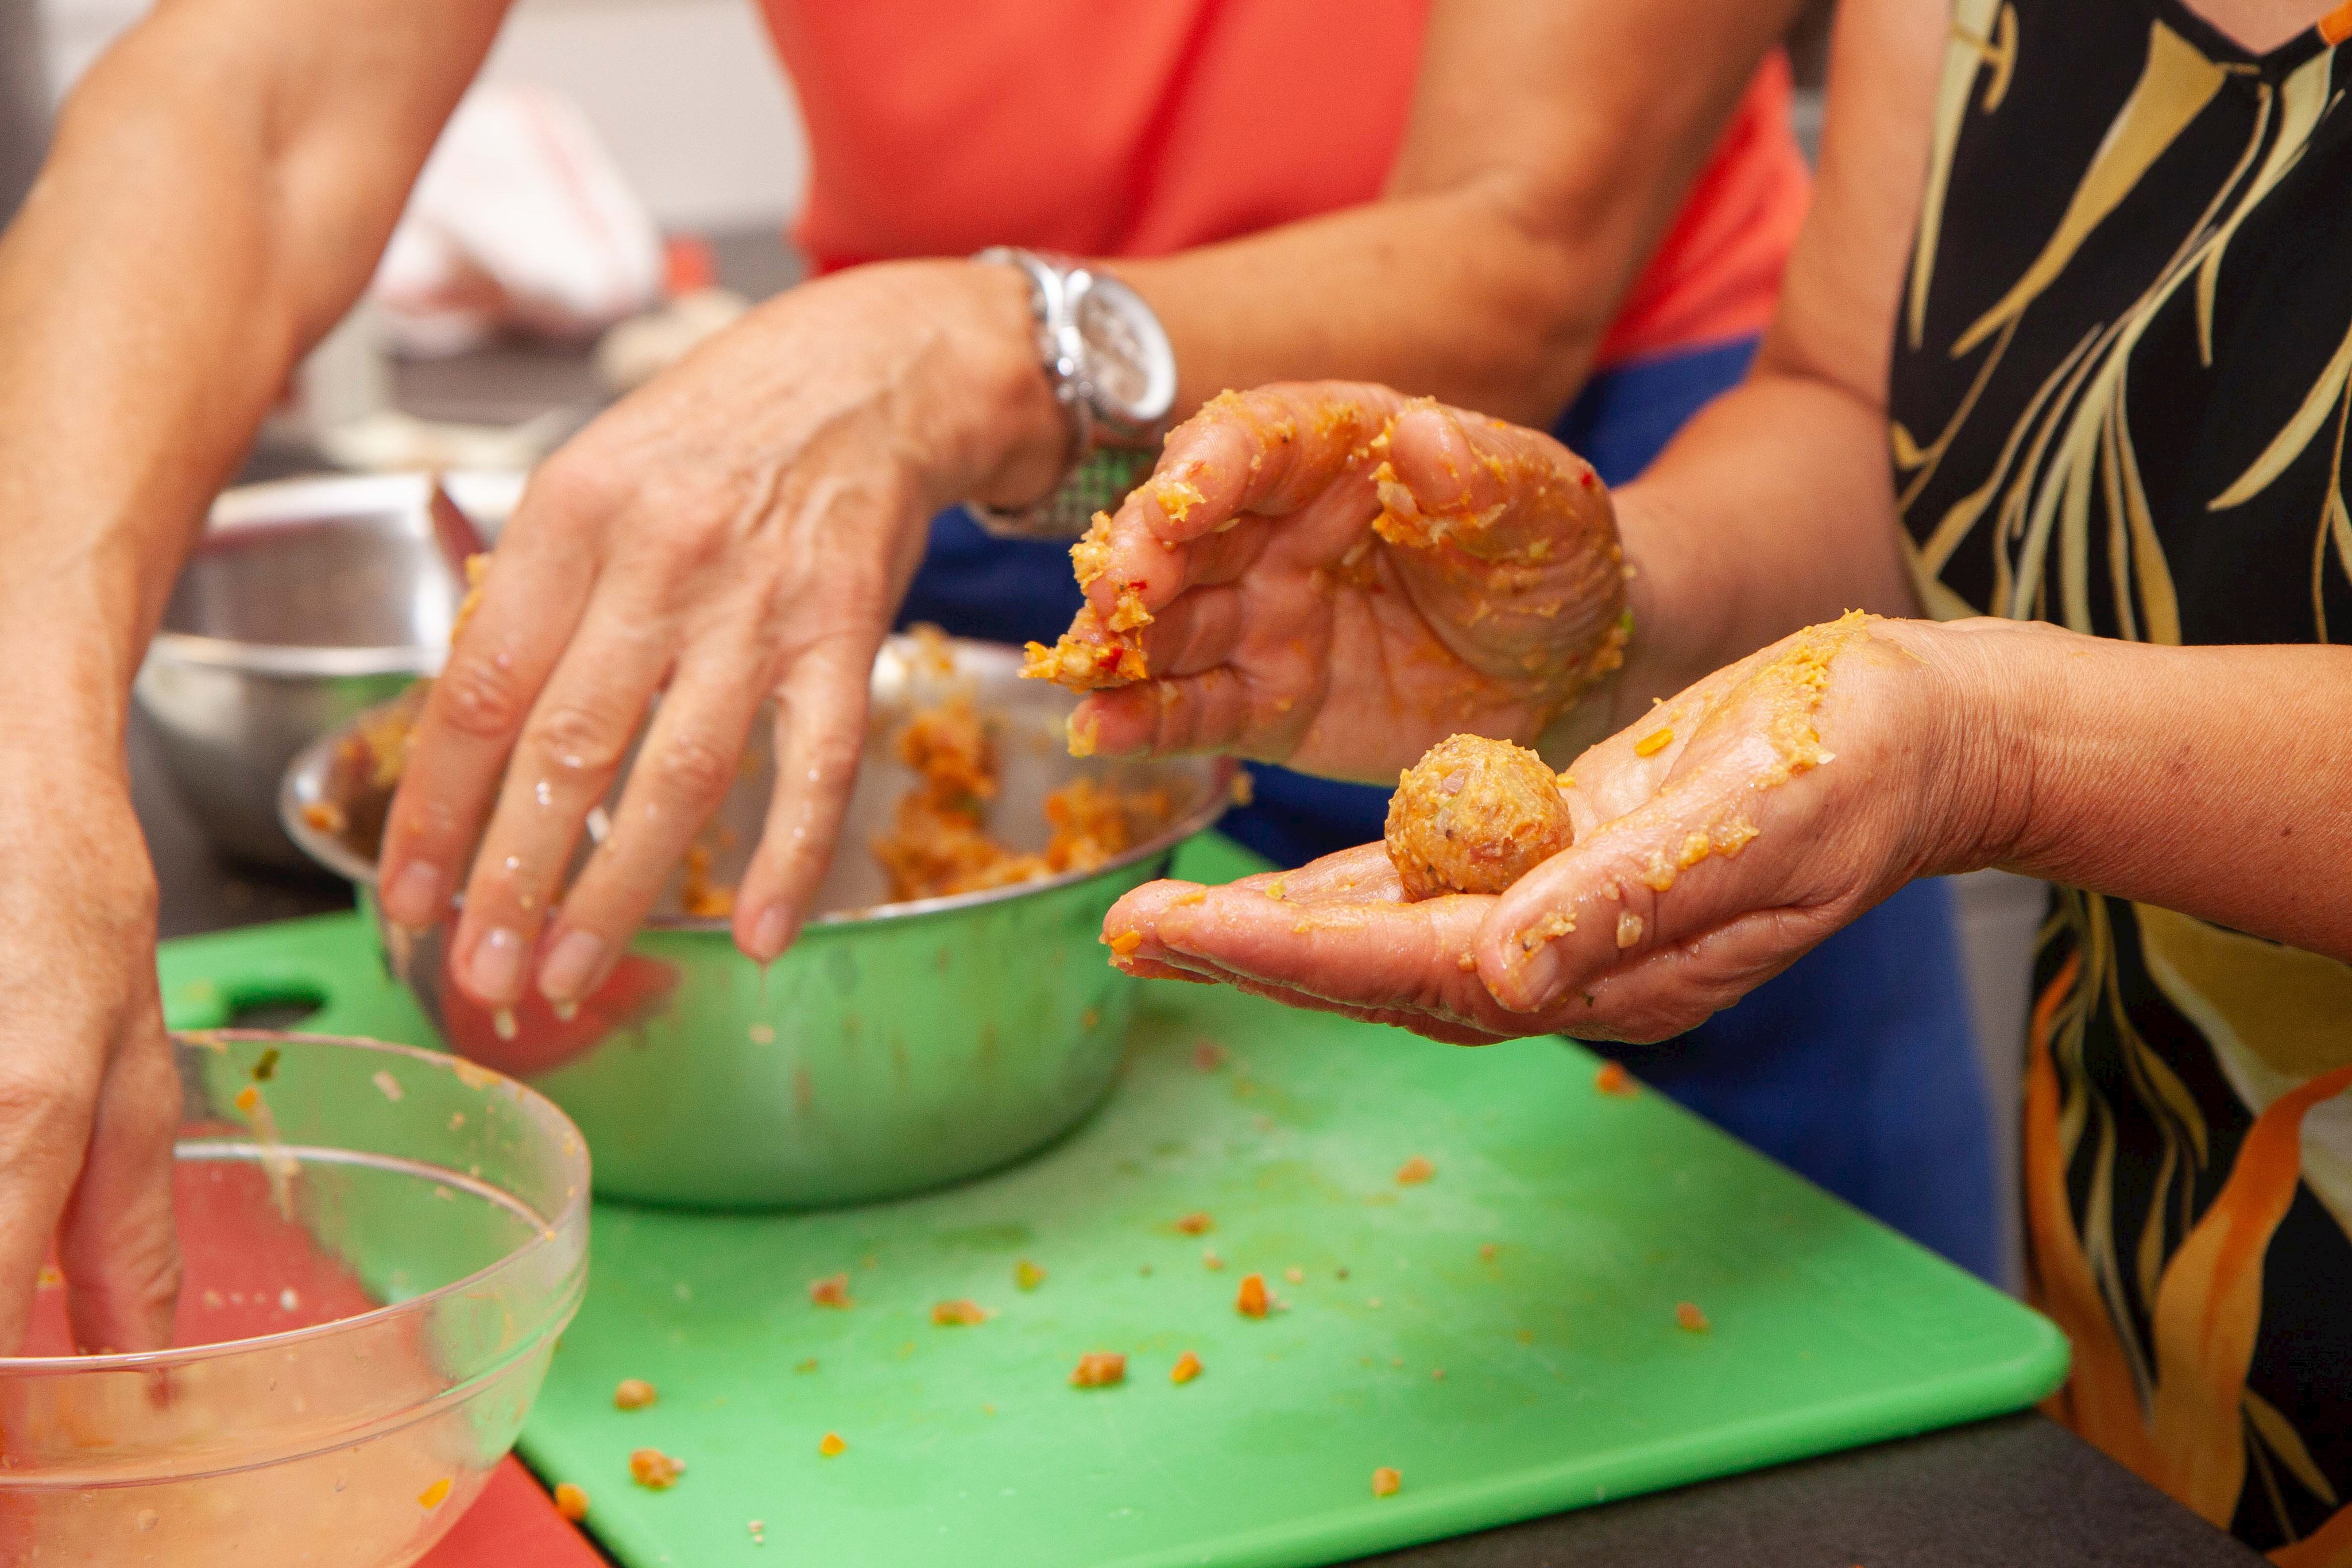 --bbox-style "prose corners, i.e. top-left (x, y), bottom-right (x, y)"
top-left (1115, 0), bottom-right (1796, 429)
top-left (1601, 361), bottom-right (1917, 725)
top-left (1939, 622), bottom-right (2352, 959)
top-left (1119, 192), bottom-right (1626, 430)
top-left (0, 0), bottom-right (494, 754)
